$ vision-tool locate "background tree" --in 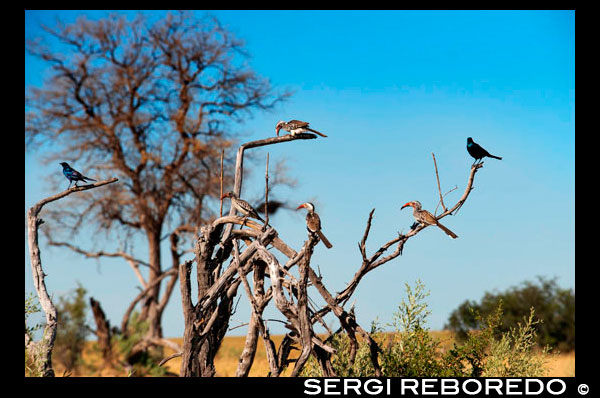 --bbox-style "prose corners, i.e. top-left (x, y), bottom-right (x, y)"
top-left (445, 276), bottom-right (575, 351)
top-left (53, 283), bottom-right (90, 375)
top-left (25, 11), bottom-right (290, 360)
